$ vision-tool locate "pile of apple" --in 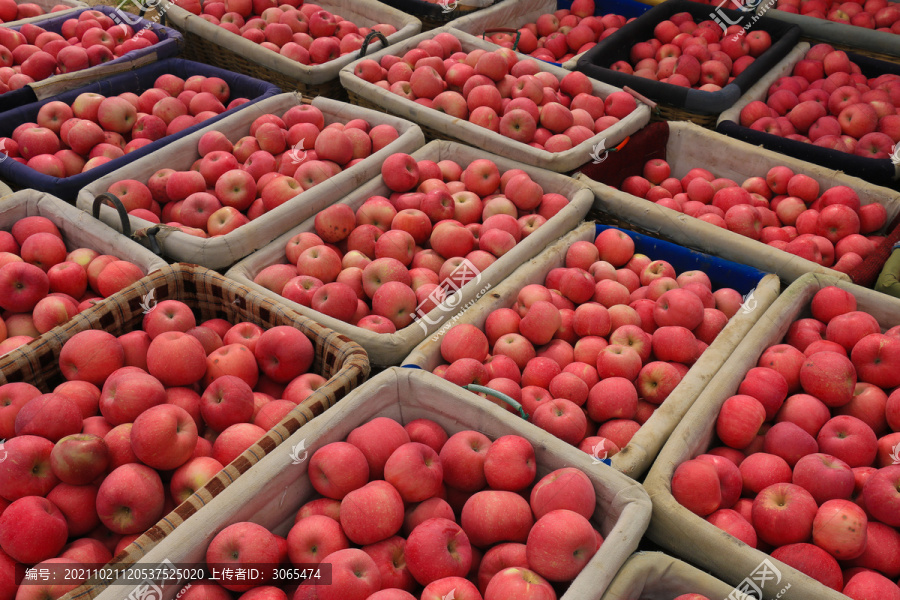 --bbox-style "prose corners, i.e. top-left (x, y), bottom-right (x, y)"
top-left (103, 106), bottom-right (398, 239)
top-left (170, 0), bottom-right (398, 66)
top-left (673, 285), bottom-right (900, 597)
top-left (0, 300), bottom-right (325, 599)
top-left (609, 11), bottom-right (772, 92)
top-left (618, 158), bottom-right (888, 274)
top-left (352, 32), bottom-right (638, 151)
top-left (252, 152), bottom-right (568, 334)
top-left (0, 10), bottom-right (166, 95)
top-left (0, 215), bottom-right (156, 357)
top-left (432, 228), bottom-right (750, 457)
top-left (775, 0), bottom-right (900, 31)
top-left (177, 417), bottom-right (604, 600)
top-left (738, 43), bottom-right (900, 156)
top-left (0, 1), bottom-right (67, 24)
top-left (479, 0), bottom-right (634, 64)
top-left (0, 74), bottom-right (251, 178)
